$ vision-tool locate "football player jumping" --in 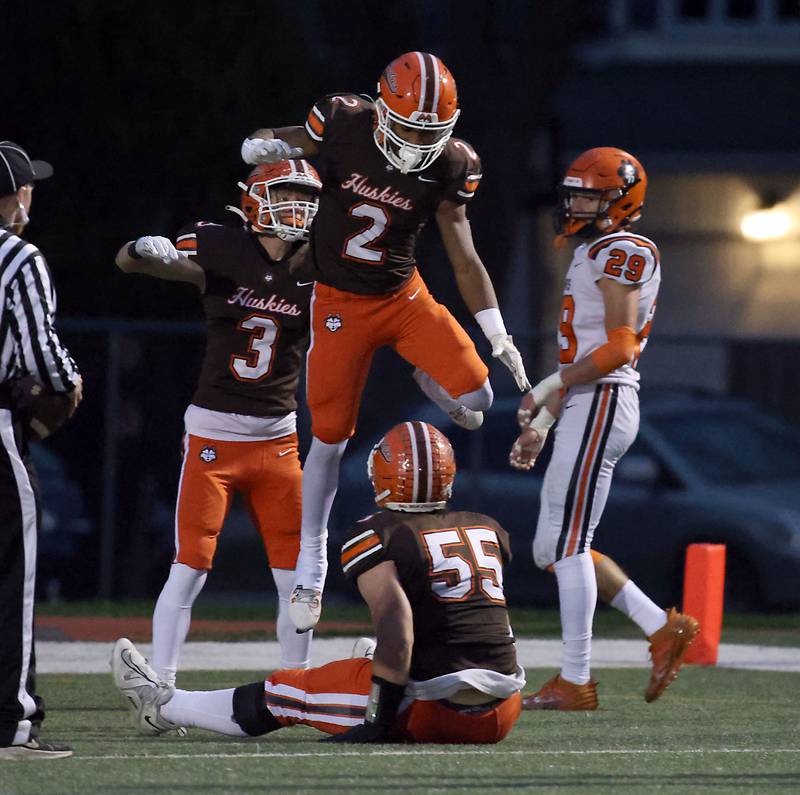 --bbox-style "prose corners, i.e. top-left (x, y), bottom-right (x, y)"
top-left (112, 421), bottom-right (524, 744)
top-left (509, 148), bottom-right (698, 709)
top-left (115, 160), bottom-right (321, 683)
top-left (240, 52), bottom-right (530, 632)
